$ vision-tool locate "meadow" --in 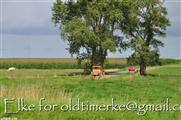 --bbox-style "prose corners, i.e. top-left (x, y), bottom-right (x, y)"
top-left (0, 58), bottom-right (181, 120)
